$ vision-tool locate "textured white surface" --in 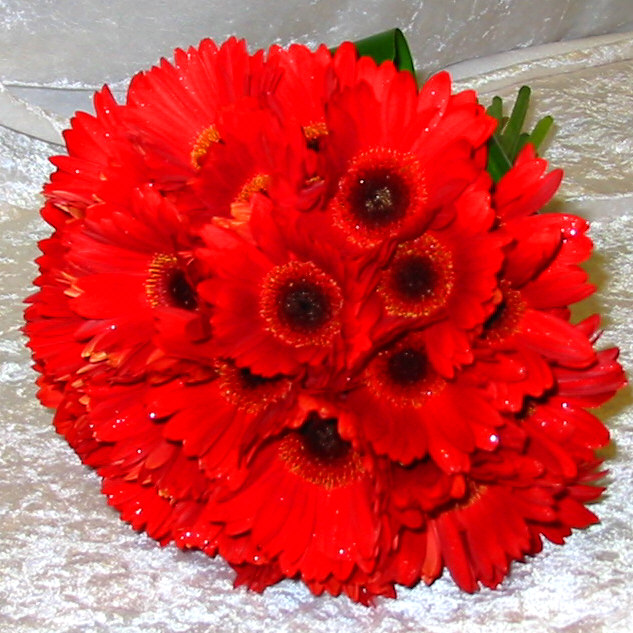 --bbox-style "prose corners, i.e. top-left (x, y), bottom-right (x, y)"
top-left (1, 6), bottom-right (633, 633)
top-left (2, 0), bottom-right (633, 83)
top-left (451, 33), bottom-right (633, 215)
top-left (2, 0), bottom-right (633, 121)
